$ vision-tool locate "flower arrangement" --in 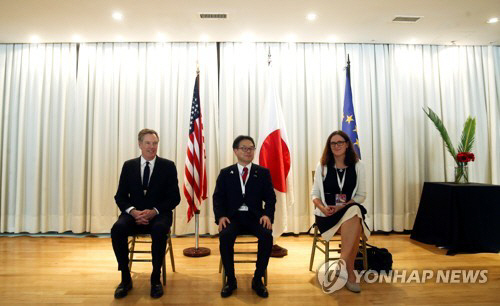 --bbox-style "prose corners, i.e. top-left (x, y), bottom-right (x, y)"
top-left (423, 107), bottom-right (476, 183)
